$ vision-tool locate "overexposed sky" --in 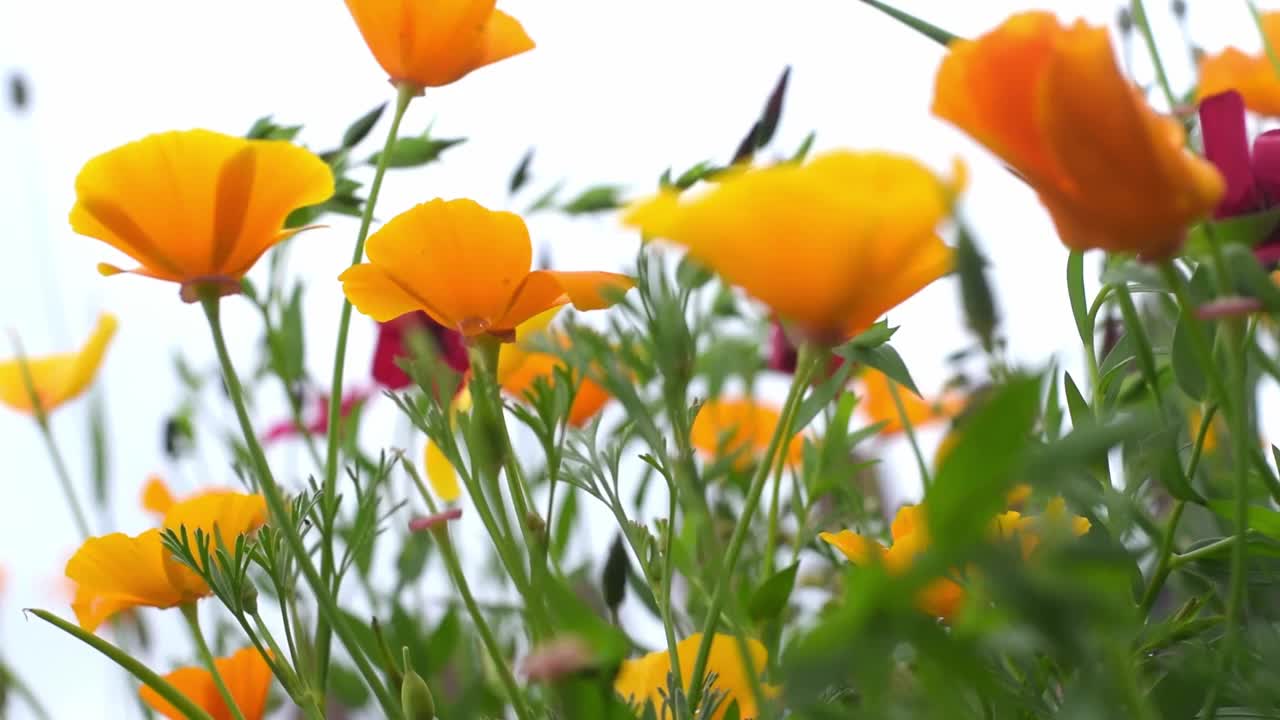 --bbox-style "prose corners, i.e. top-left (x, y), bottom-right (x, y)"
top-left (0, 1), bottom-right (1265, 717)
